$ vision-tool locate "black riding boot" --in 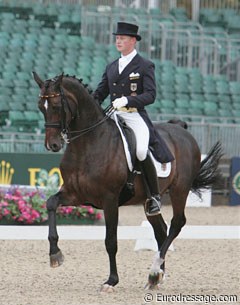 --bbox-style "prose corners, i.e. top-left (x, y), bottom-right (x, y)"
top-left (141, 154), bottom-right (161, 216)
